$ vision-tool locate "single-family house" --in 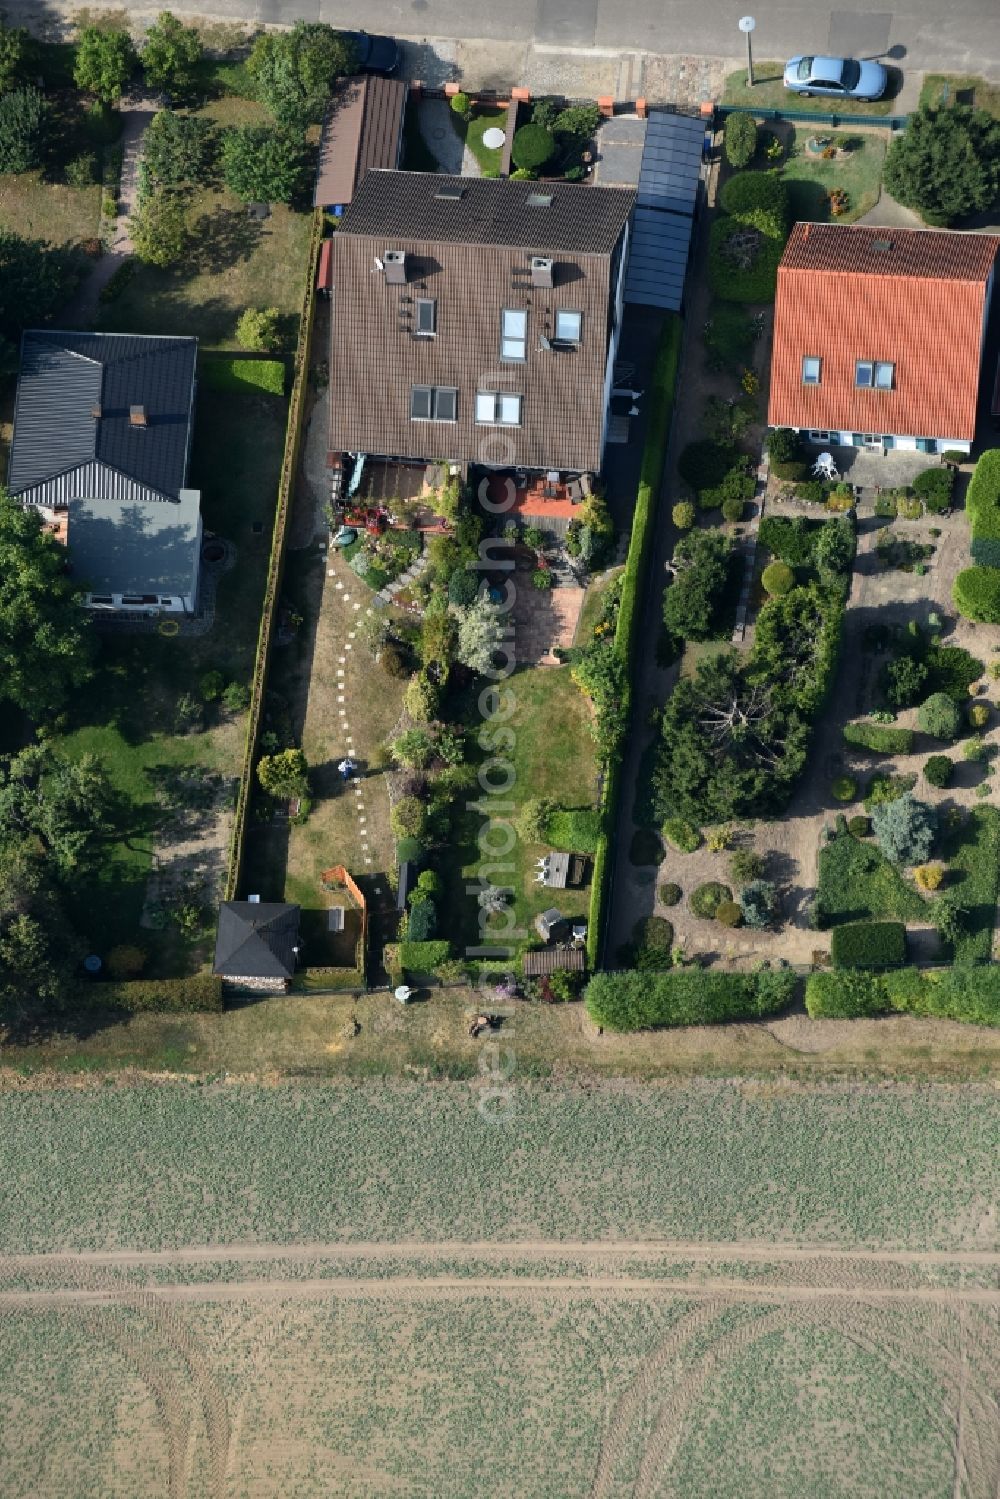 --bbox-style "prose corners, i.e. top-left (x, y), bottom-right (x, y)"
top-left (313, 74), bottom-right (407, 216)
top-left (768, 222), bottom-right (1000, 457)
top-left (213, 900), bottom-right (302, 992)
top-left (7, 331), bottom-right (202, 613)
top-left (326, 171), bottom-right (636, 480)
